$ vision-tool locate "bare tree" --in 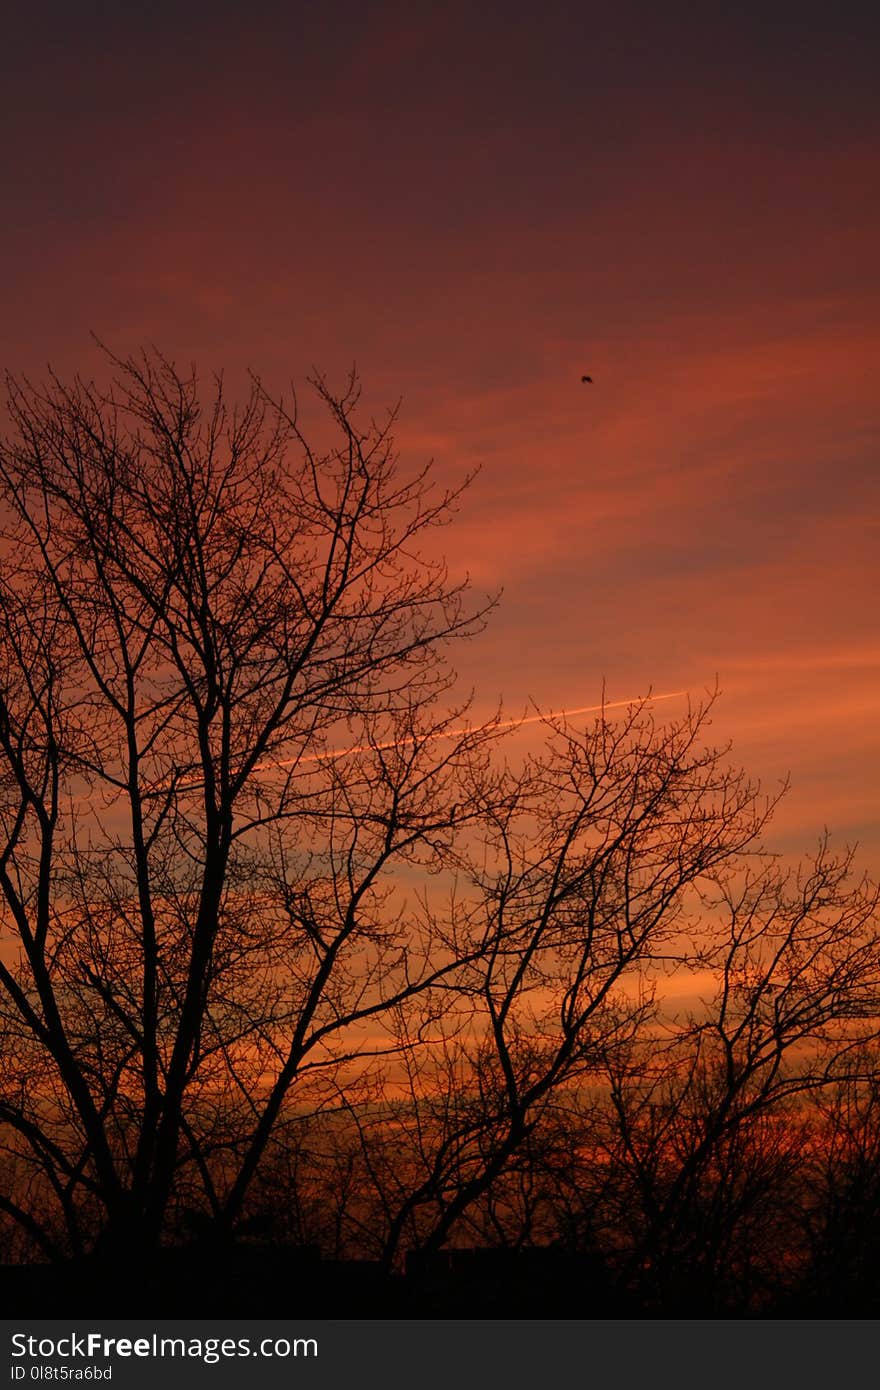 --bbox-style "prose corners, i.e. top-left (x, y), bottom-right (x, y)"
top-left (2, 347), bottom-right (878, 1319)
top-left (0, 349), bottom-right (492, 1263)
top-left (311, 698), bottom-right (779, 1266)
top-left (798, 1051), bottom-right (880, 1310)
top-left (591, 841), bottom-right (880, 1310)
top-left (297, 720), bottom-right (879, 1298)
